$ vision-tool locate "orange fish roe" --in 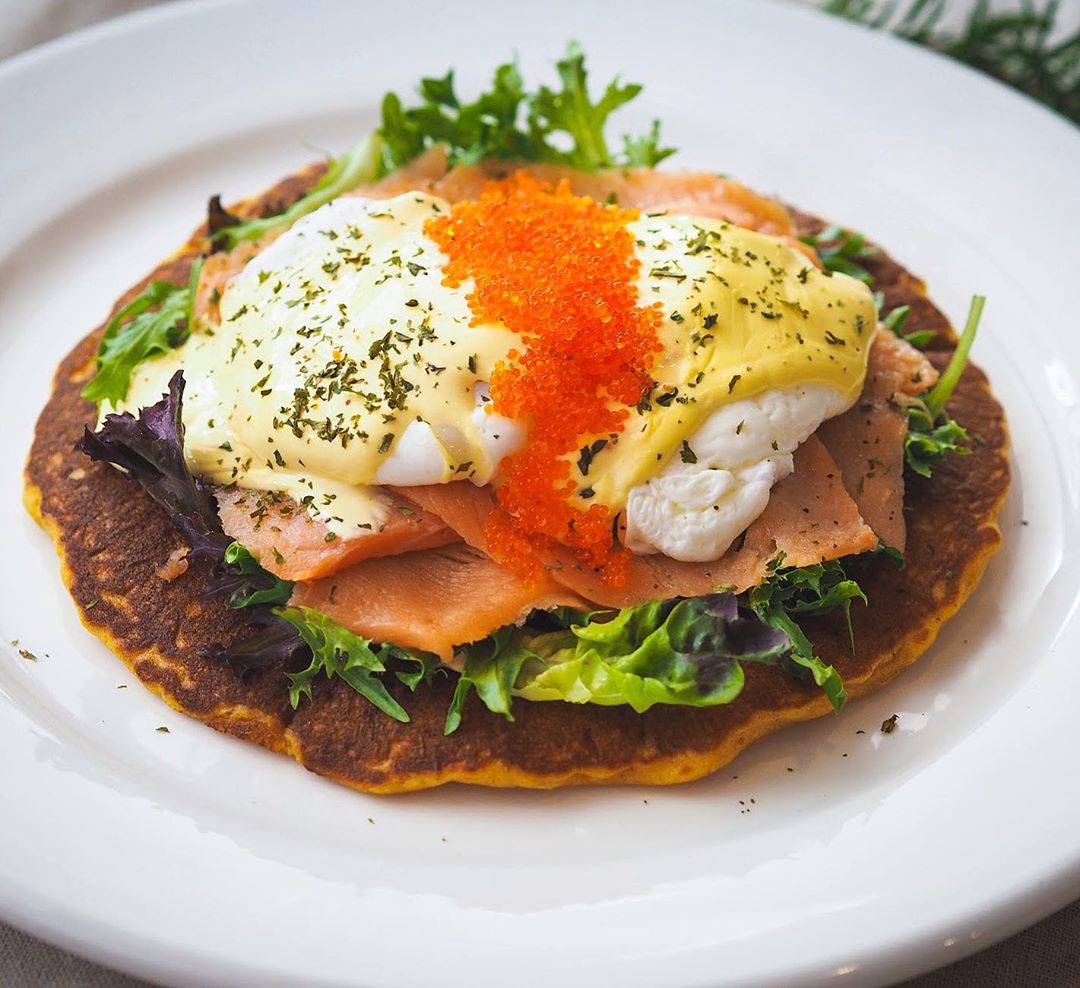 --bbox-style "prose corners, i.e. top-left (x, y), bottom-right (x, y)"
top-left (425, 171), bottom-right (664, 582)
